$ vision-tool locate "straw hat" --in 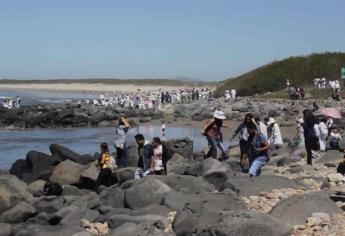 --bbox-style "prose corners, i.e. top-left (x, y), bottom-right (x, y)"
top-left (267, 117), bottom-right (276, 126)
